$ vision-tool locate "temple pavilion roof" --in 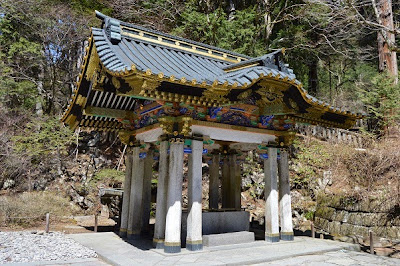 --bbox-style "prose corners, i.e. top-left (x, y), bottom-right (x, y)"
top-left (61, 11), bottom-right (362, 140)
